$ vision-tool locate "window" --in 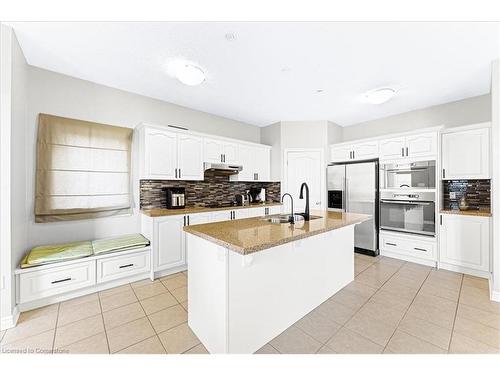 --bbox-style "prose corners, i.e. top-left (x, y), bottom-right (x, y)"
top-left (35, 114), bottom-right (133, 222)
